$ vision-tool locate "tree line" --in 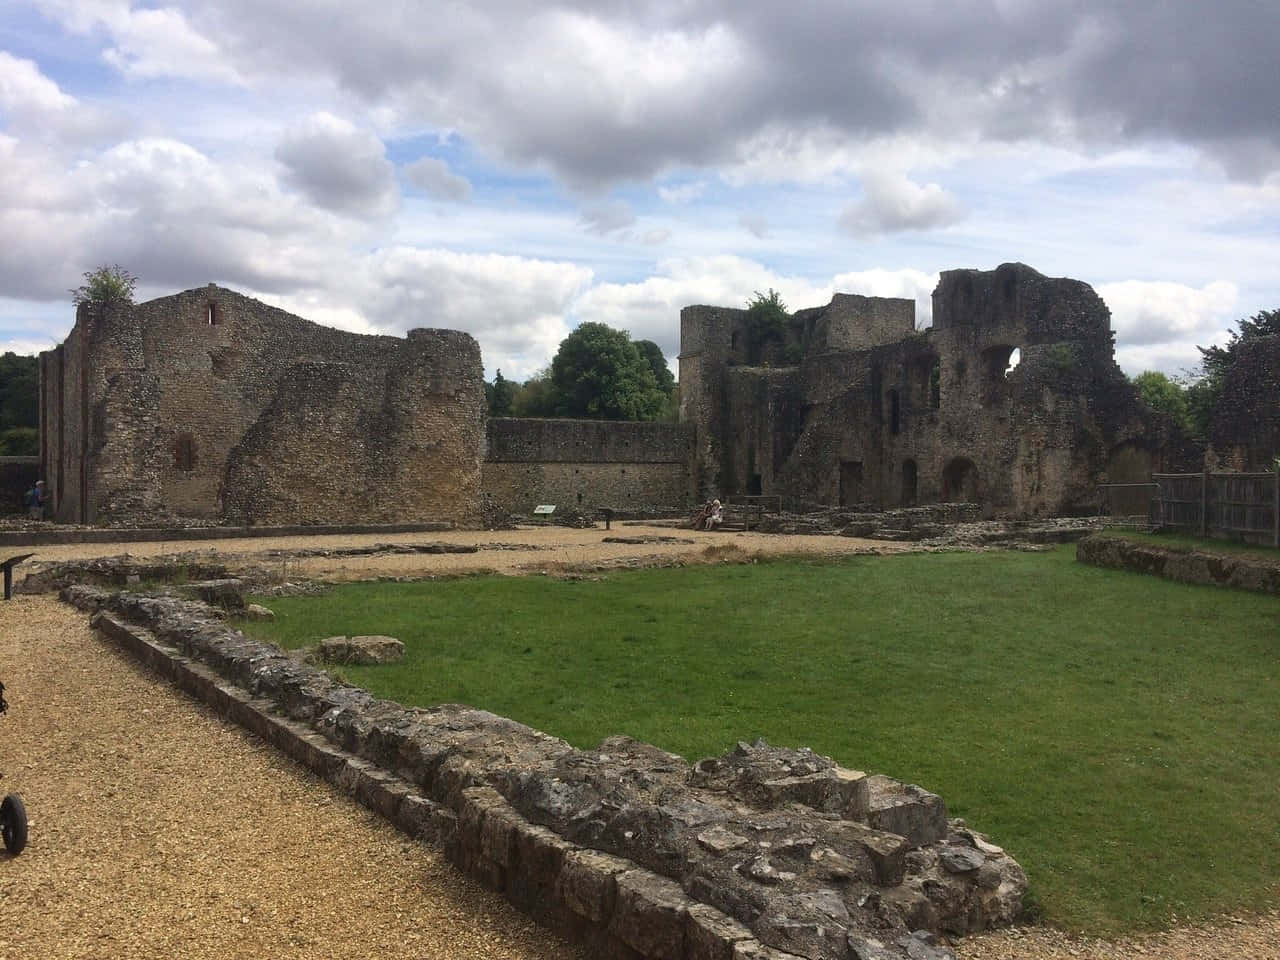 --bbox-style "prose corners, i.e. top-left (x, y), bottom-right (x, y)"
top-left (1130, 307), bottom-right (1279, 439)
